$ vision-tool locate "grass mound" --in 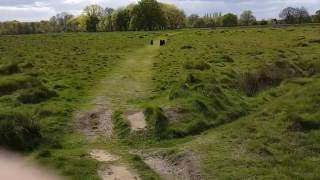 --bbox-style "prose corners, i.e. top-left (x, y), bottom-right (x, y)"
top-left (0, 75), bottom-right (39, 96)
top-left (17, 86), bottom-right (58, 104)
top-left (0, 63), bottom-right (21, 75)
top-left (0, 110), bottom-right (42, 150)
